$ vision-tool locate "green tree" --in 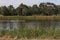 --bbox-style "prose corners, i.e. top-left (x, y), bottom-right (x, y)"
top-left (32, 5), bottom-right (39, 15)
top-left (8, 5), bottom-right (17, 16)
top-left (25, 6), bottom-right (32, 16)
top-left (1, 6), bottom-right (9, 16)
top-left (16, 3), bottom-right (29, 16)
top-left (56, 5), bottom-right (60, 15)
top-left (0, 7), bottom-right (2, 15)
top-left (39, 2), bottom-right (57, 16)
